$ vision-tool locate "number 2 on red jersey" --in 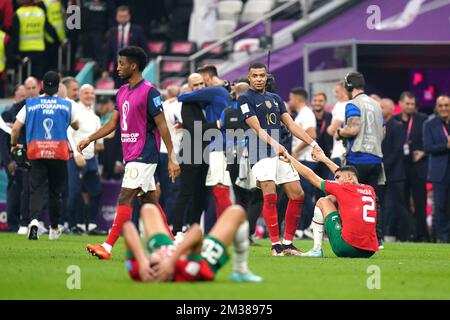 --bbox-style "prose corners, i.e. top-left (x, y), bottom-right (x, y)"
top-left (362, 196), bottom-right (376, 223)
